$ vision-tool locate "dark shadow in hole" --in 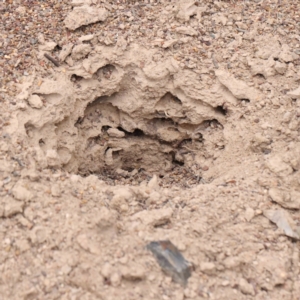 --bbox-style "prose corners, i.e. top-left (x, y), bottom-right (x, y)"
top-left (116, 127), bottom-right (144, 137)
top-left (154, 220), bottom-right (170, 228)
top-left (173, 158), bottom-right (184, 166)
top-left (39, 139), bottom-right (45, 146)
top-left (102, 125), bottom-right (111, 132)
top-left (54, 45), bottom-right (62, 52)
top-left (95, 64), bottom-right (117, 79)
top-left (132, 129), bottom-right (144, 136)
top-left (88, 93), bottom-right (118, 106)
top-left (240, 98), bottom-right (250, 103)
top-left (123, 167), bottom-right (134, 172)
top-left (24, 123), bottom-right (35, 137)
top-left (254, 73), bottom-right (265, 79)
top-left (176, 138), bottom-right (193, 148)
top-left (75, 117), bottom-right (84, 127)
top-left (104, 147), bottom-right (111, 154)
top-left (210, 119), bottom-right (224, 129)
top-left (71, 74), bottom-right (83, 82)
top-left (215, 105), bottom-right (227, 115)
